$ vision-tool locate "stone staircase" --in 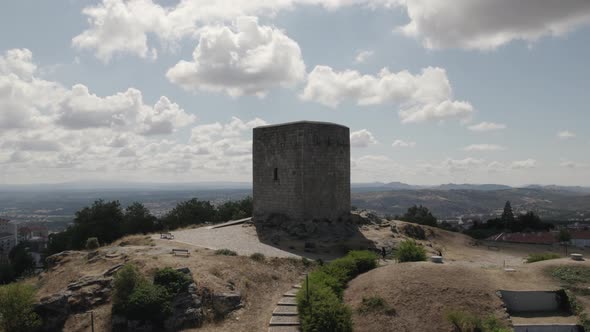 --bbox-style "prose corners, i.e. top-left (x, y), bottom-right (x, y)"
top-left (268, 280), bottom-right (304, 332)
